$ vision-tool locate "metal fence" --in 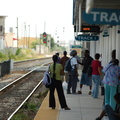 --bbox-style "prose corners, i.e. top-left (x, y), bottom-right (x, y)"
top-left (0, 60), bottom-right (10, 77)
